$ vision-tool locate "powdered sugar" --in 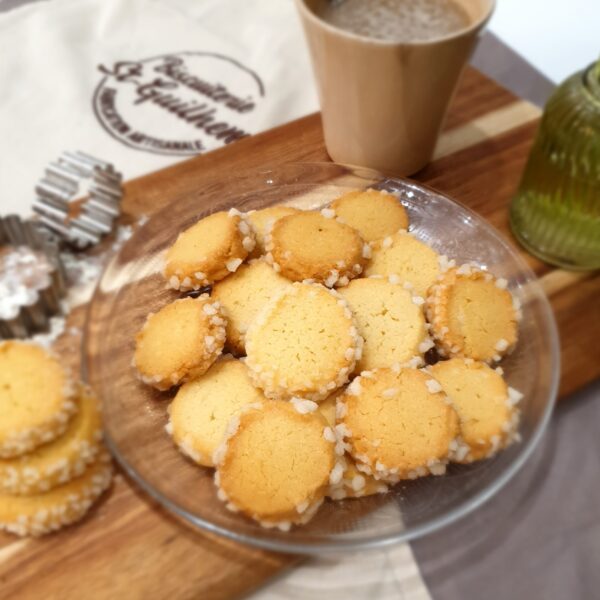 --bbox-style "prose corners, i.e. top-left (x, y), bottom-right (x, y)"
top-left (425, 379), bottom-right (443, 394)
top-left (225, 258), bottom-right (243, 272)
top-left (291, 397), bottom-right (319, 414)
